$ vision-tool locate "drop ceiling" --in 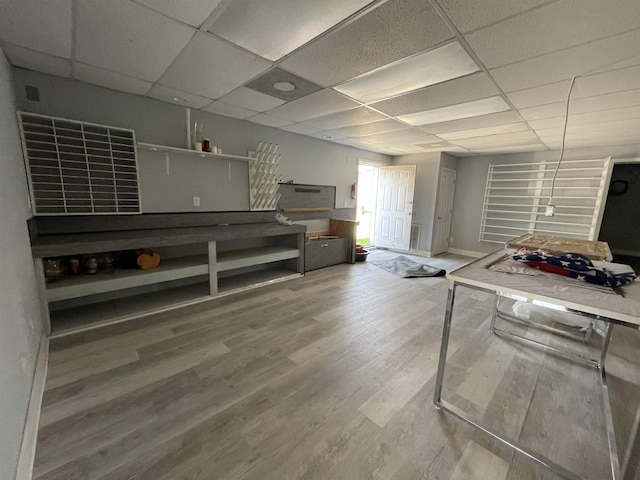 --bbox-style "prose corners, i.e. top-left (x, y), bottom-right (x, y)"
top-left (1, 0), bottom-right (640, 156)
